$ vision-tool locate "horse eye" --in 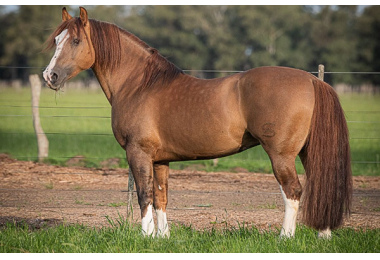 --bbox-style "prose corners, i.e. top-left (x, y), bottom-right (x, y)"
top-left (73, 38), bottom-right (80, 45)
